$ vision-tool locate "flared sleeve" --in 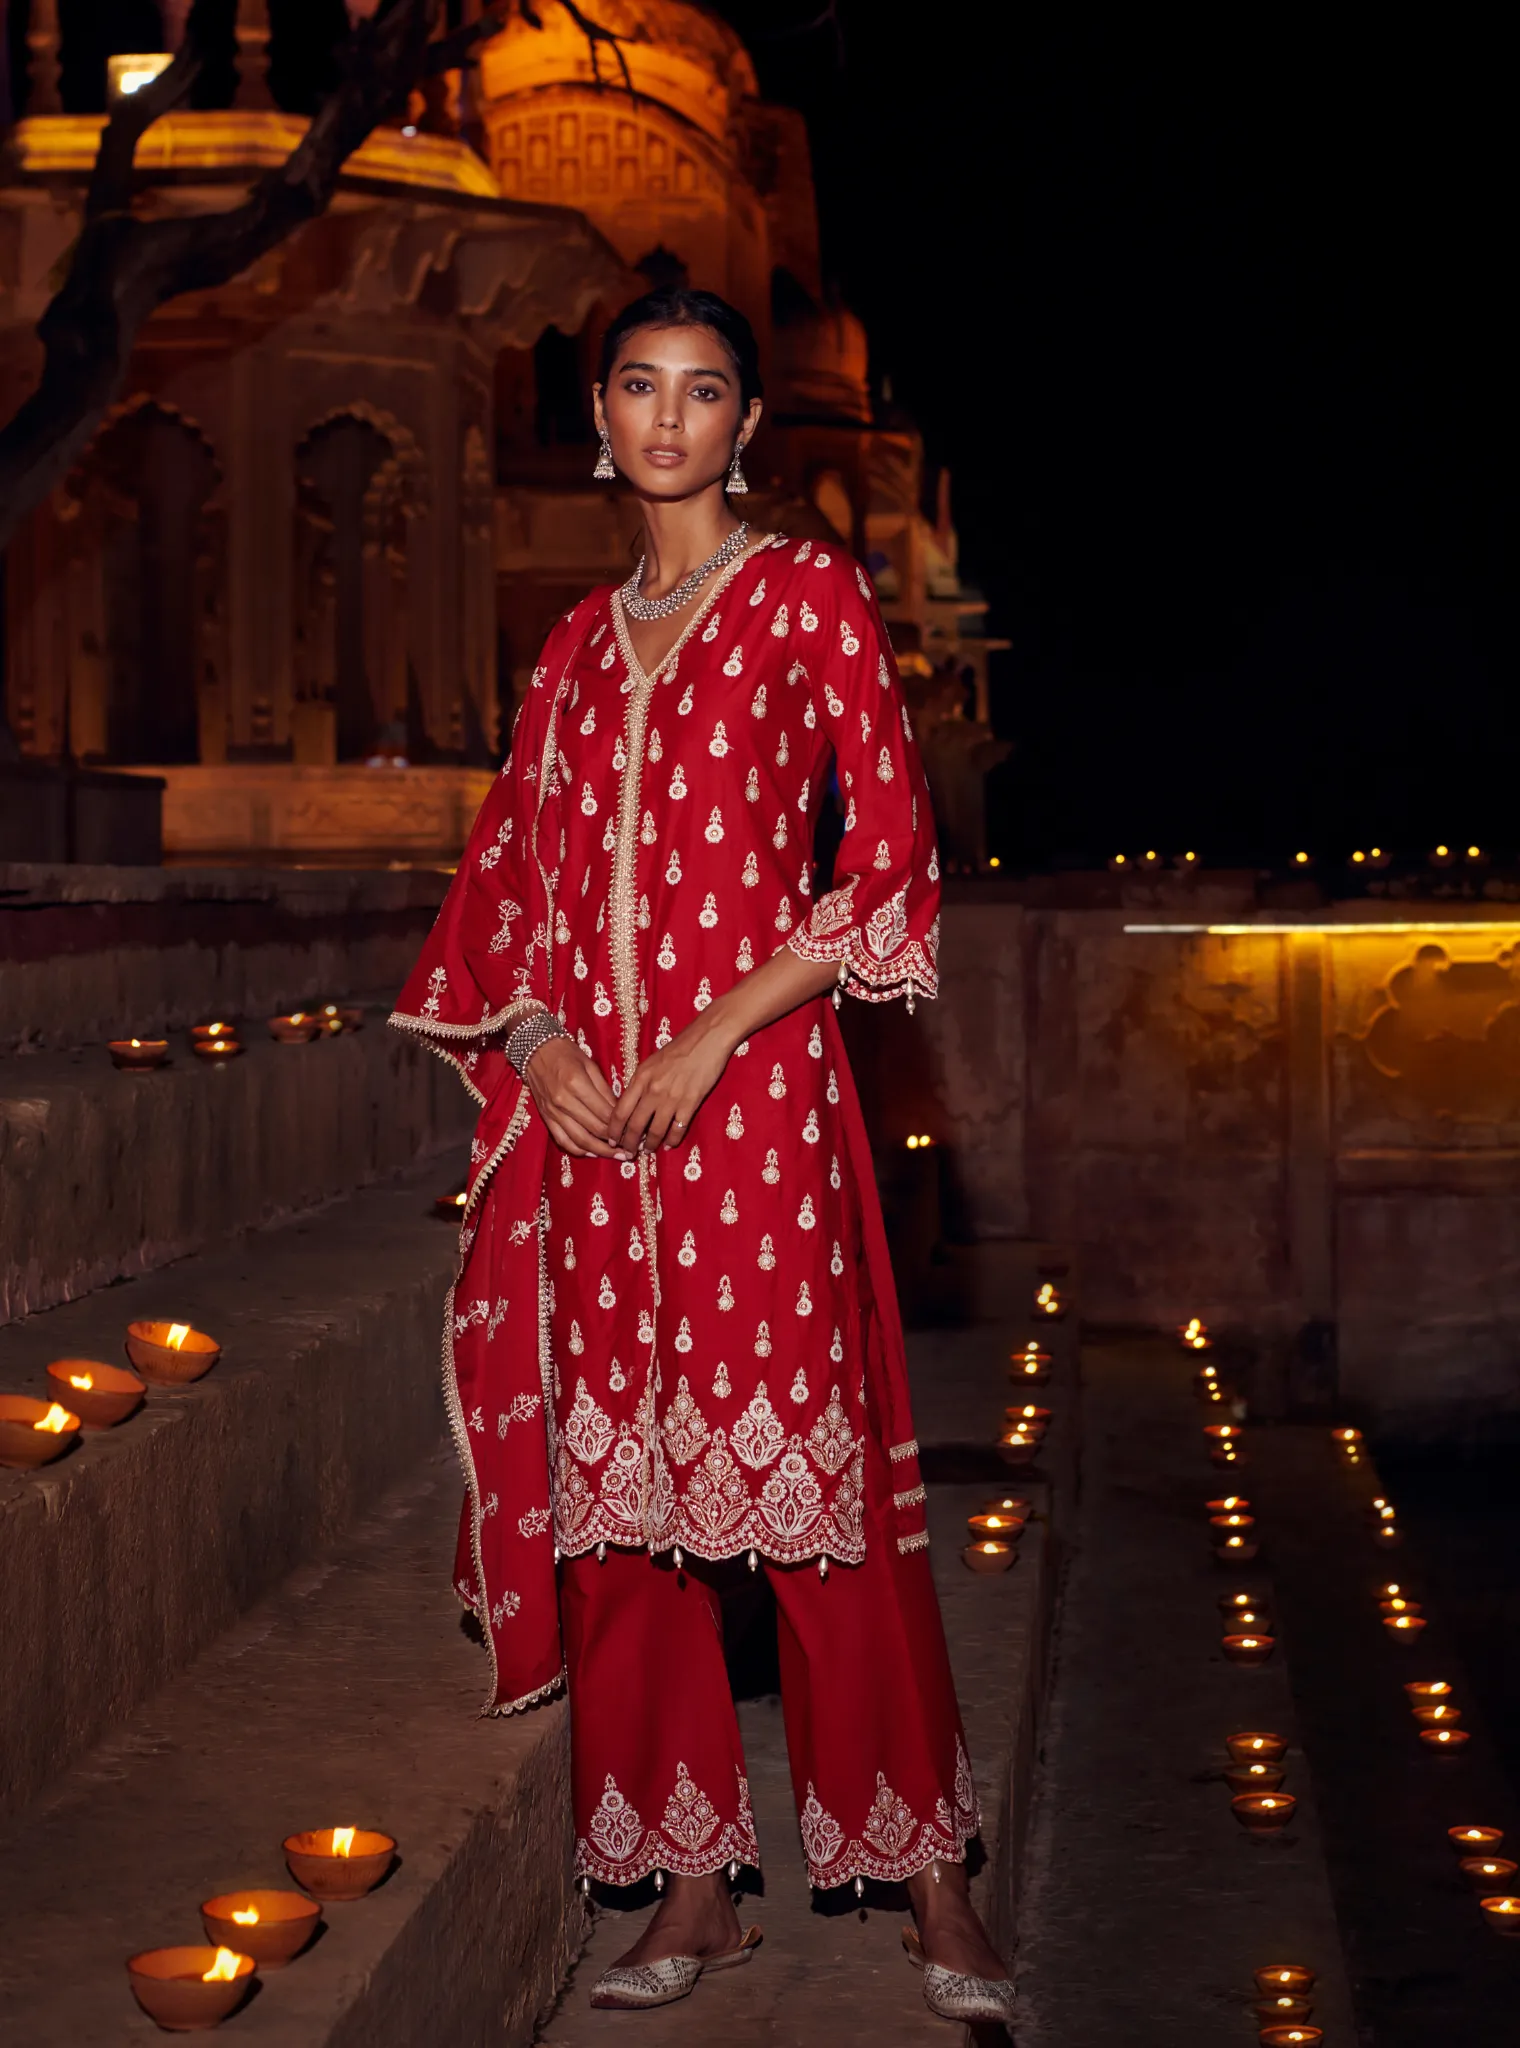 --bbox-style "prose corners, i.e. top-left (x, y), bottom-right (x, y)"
top-left (390, 599), bottom-right (593, 1101)
top-left (785, 551), bottom-right (941, 1008)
